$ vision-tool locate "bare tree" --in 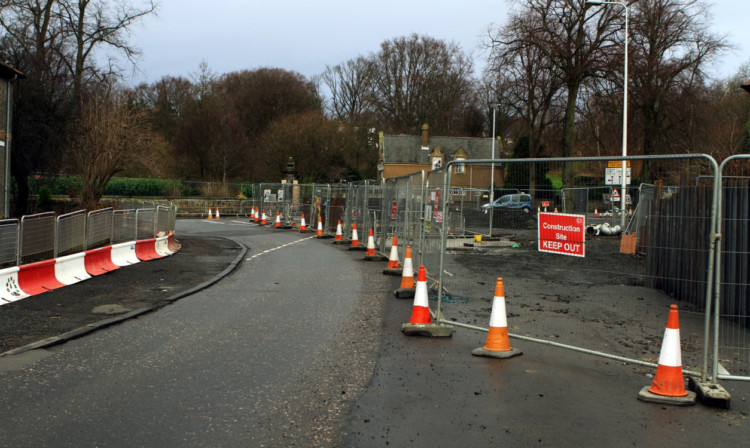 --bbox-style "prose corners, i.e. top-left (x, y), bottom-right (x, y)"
top-left (624, 0), bottom-right (727, 178)
top-left (494, 0), bottom-right (620, 183)
top-left (321, 56), bottom-right (374, 123)
top-left (368, 34), bottom-right (474, 135)
top-left (57, 0), bottom-right (156, 103)
top-left (487, 11), bottom-right (564, 193)
top-left (69, 84), bottom-right (152, 207)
